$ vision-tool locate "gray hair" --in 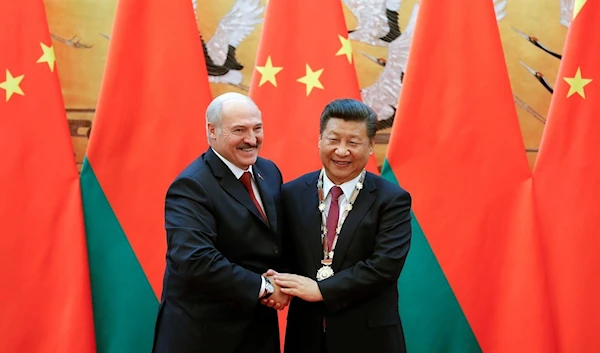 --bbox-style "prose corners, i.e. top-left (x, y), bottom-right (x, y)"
top-left (205, 92), bottom-right (261, 141)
